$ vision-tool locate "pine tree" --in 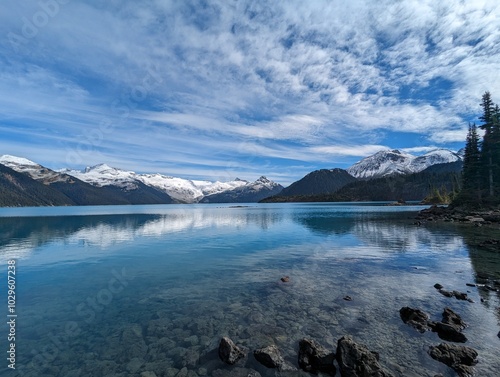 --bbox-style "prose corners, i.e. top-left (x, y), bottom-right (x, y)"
top-left (454, 91), bottom-right (500, 208)
top-left (479, 91), bottom-right (496, 198)
top-left (492, 104), bottom-right (500, 199)
top-left (461, 123), bottom-right (481, 202)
